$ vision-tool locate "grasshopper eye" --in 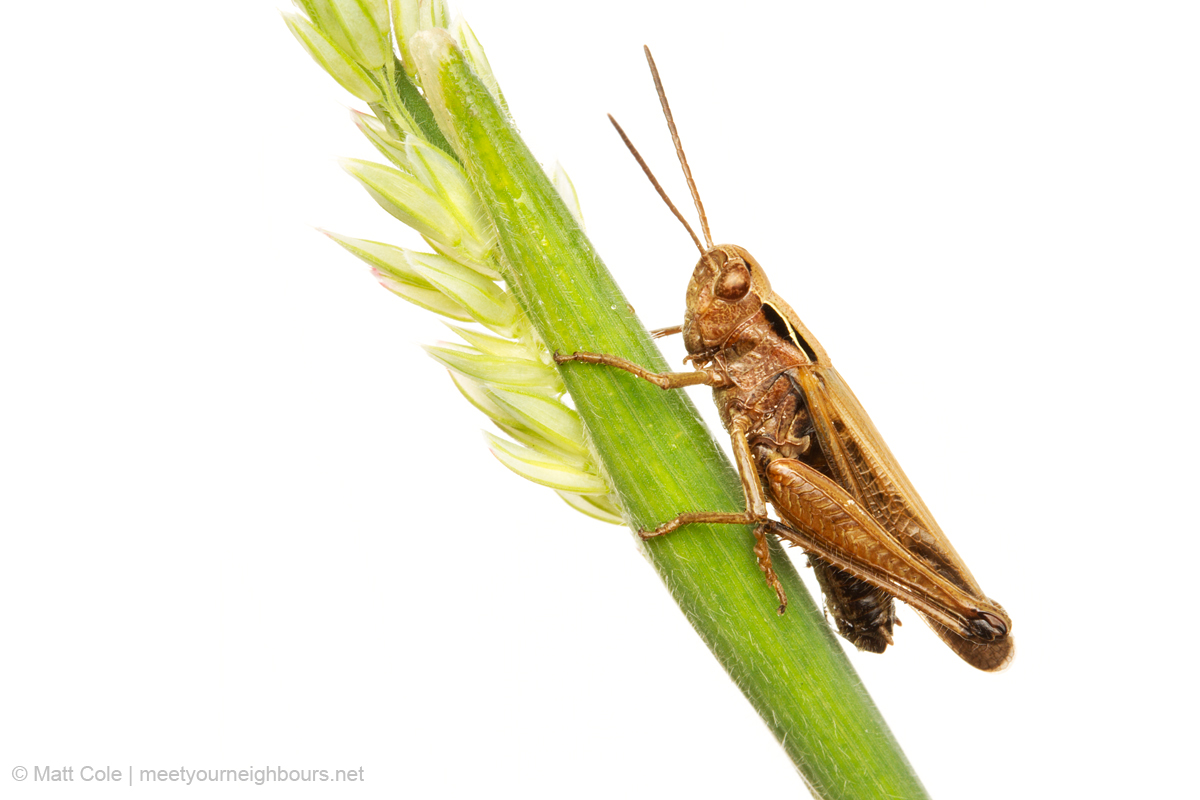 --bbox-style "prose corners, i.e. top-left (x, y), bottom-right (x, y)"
top-left (716, 263), bottom-right (751, 300)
